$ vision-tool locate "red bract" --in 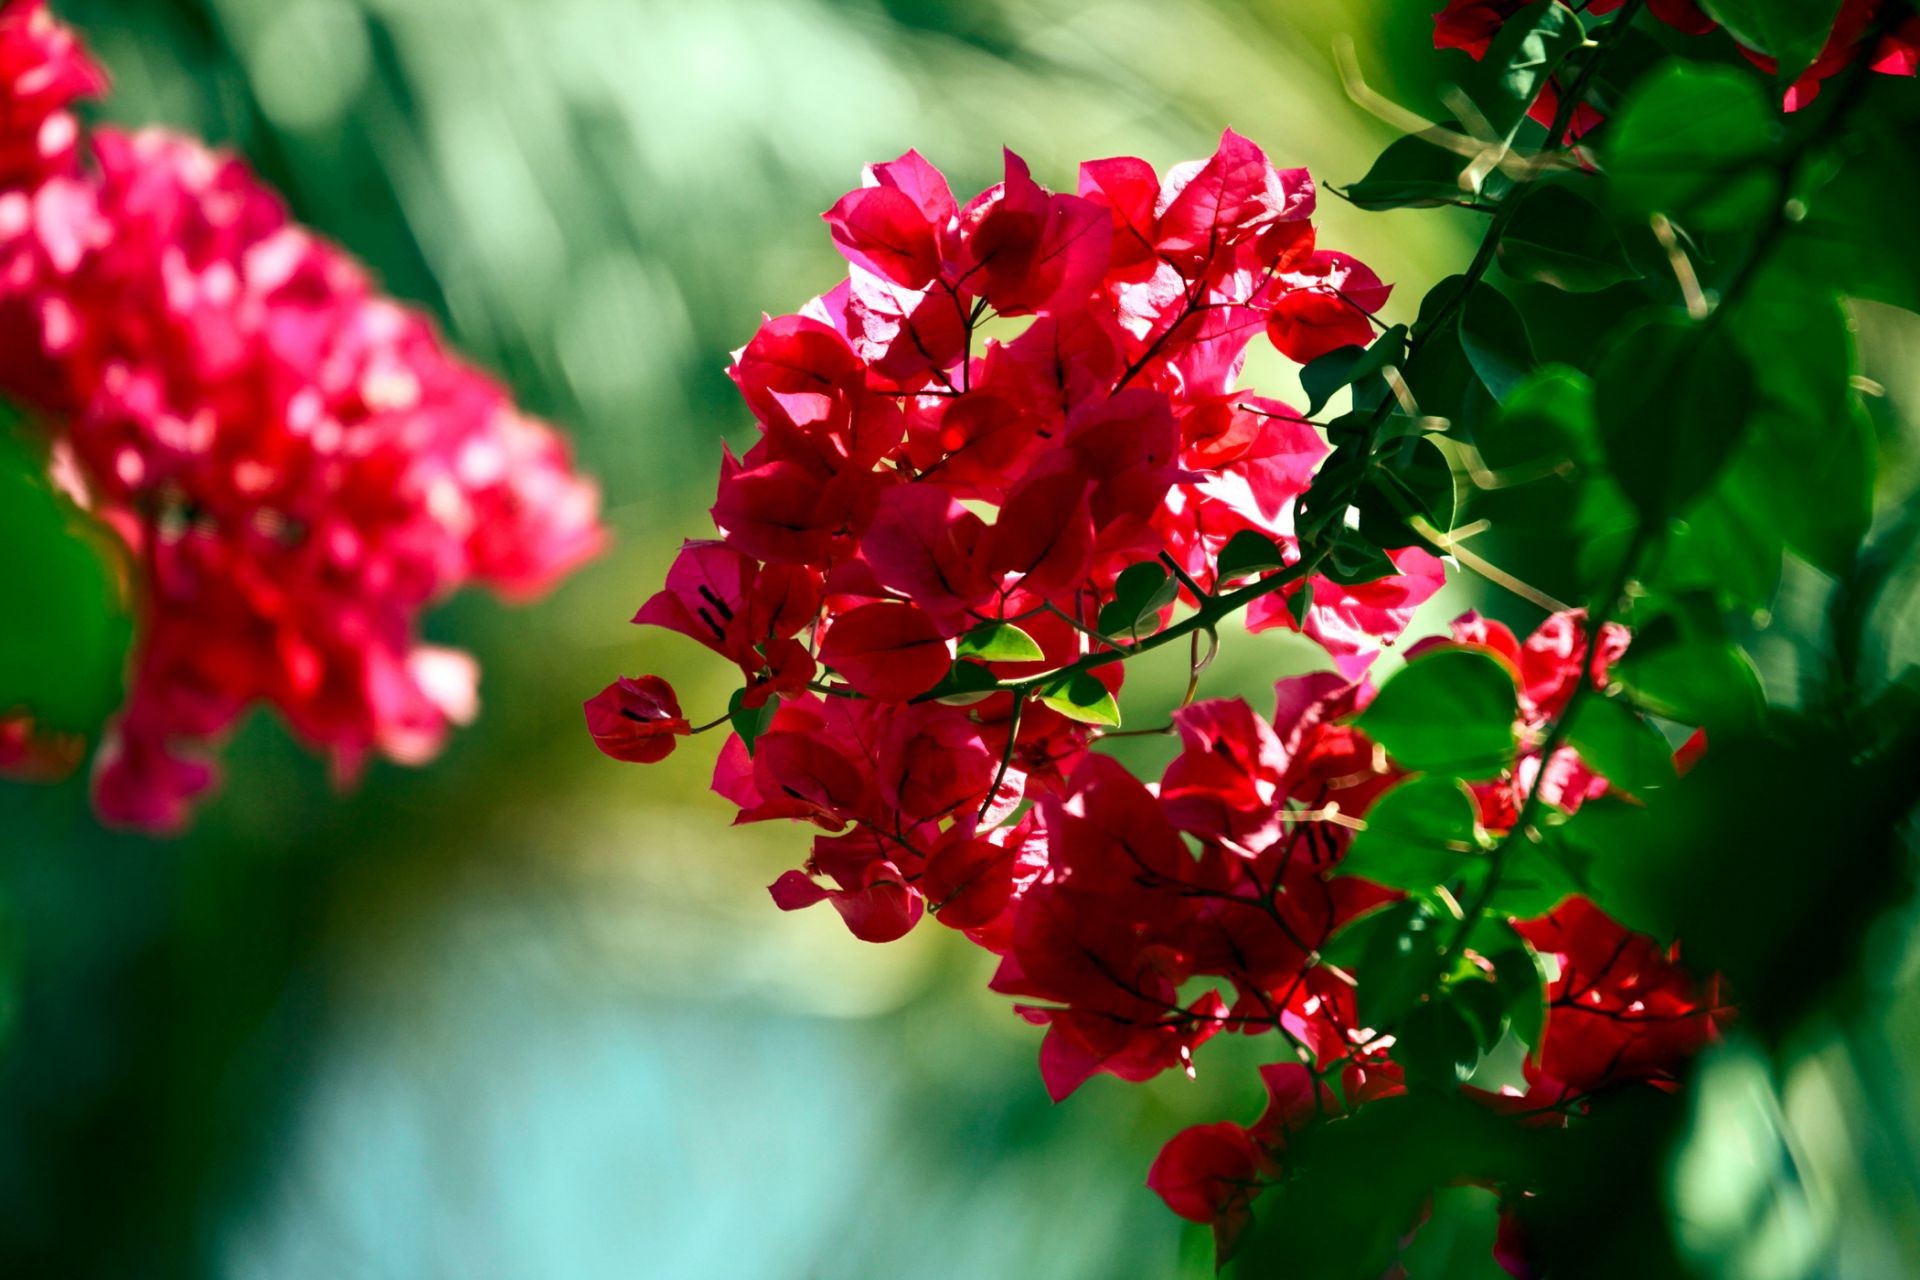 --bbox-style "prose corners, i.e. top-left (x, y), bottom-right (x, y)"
top-left (1516, 897), bottom-right (1730, 1090)
top-left (0, 2), bottom-right (602, 830)
top-left (583, 676), bottom-right (689, 765)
